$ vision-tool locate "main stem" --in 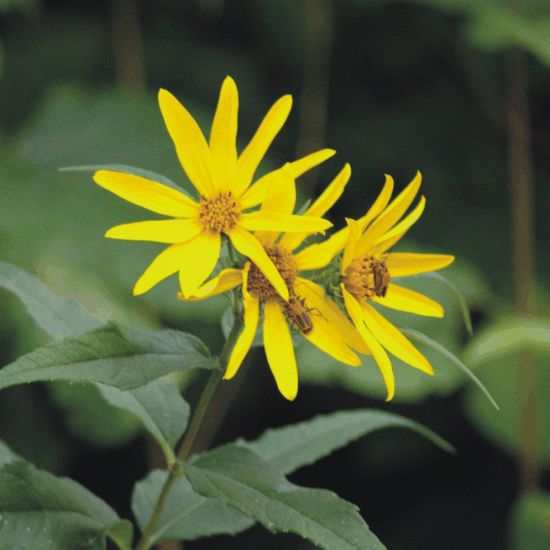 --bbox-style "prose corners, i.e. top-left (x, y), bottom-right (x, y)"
top-left (507, 47), bottom-right (538, 492)
top-left (135, 317), bottom-right (243, 550)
